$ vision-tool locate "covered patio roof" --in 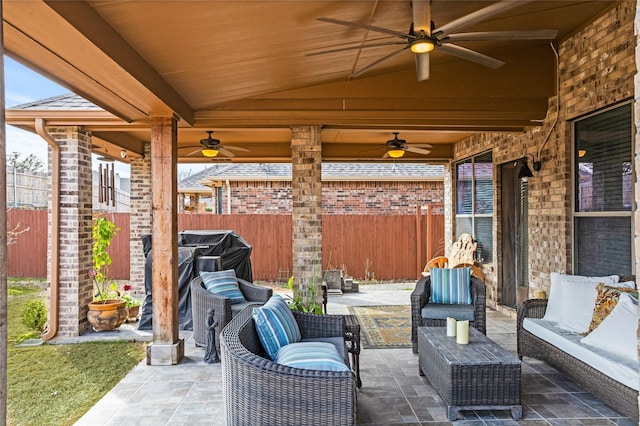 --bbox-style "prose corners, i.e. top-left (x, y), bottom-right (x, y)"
top-left (3, 0), bottom-right (615, 163)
